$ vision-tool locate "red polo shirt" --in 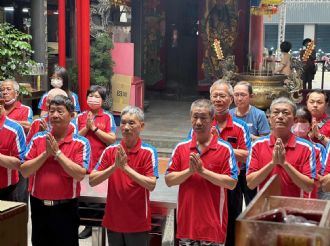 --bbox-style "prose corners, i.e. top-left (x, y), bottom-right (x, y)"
top-left (95, 138), bottom-right (158, 233)
top-left (6, 101), bottom-right (33, 123)
top-left (26, 116), bottom-right (78, 144)
top-left (24, 126), bottom-right (91, 200)
top-left (75, 109), bottom-right (116, 170)
top-left (166, 134), bottom-right (238, 243)
top-left (0, 116), bottom-right (26, 188)
top-left (212, 113), bottom-right (251, 169)
top-left (247, 134), bottom-right (316, 197)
